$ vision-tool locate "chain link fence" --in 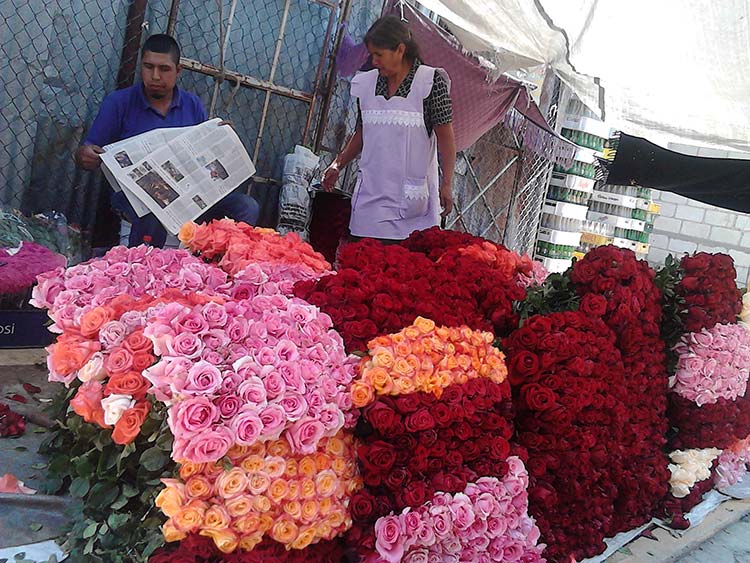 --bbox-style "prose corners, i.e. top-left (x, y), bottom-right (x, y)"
top-left (1, 0), bottom-right (555, 256)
